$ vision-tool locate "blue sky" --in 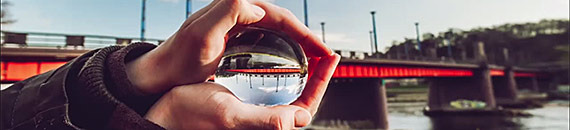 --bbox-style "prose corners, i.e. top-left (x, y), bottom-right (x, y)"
top-left (2, 0), bottom-right (569, 52)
